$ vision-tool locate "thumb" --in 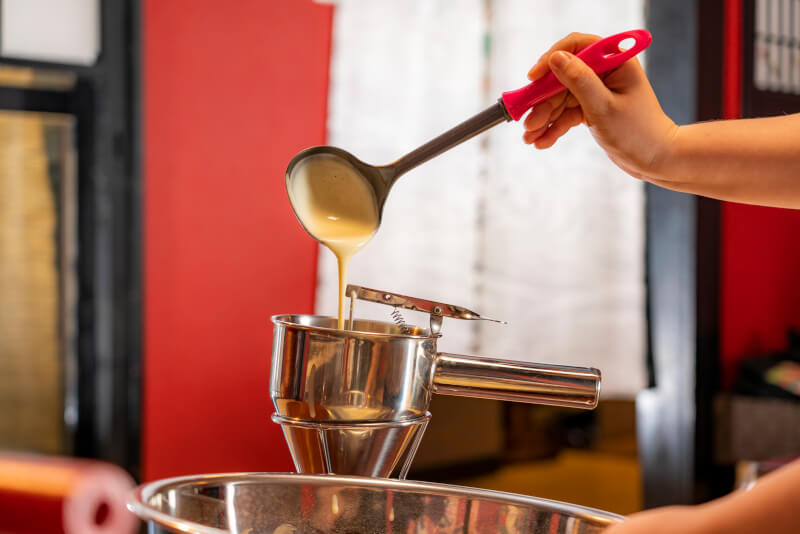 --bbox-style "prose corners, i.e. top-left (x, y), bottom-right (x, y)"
top-left (548, 50), bottom-right (612, 113)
